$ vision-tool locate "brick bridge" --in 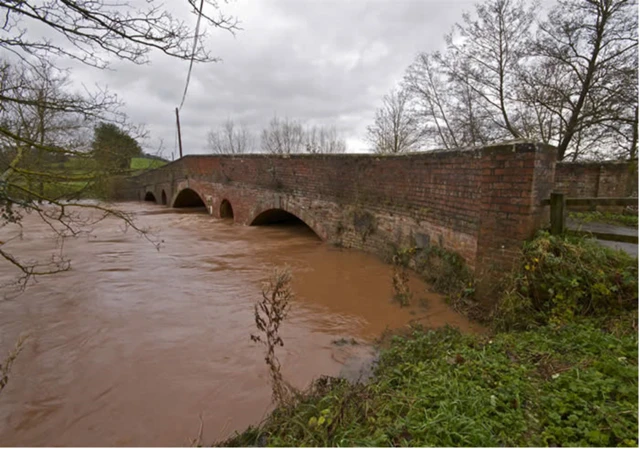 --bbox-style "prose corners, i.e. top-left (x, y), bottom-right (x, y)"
top-left (118, 141), bottom-right (560, 284)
